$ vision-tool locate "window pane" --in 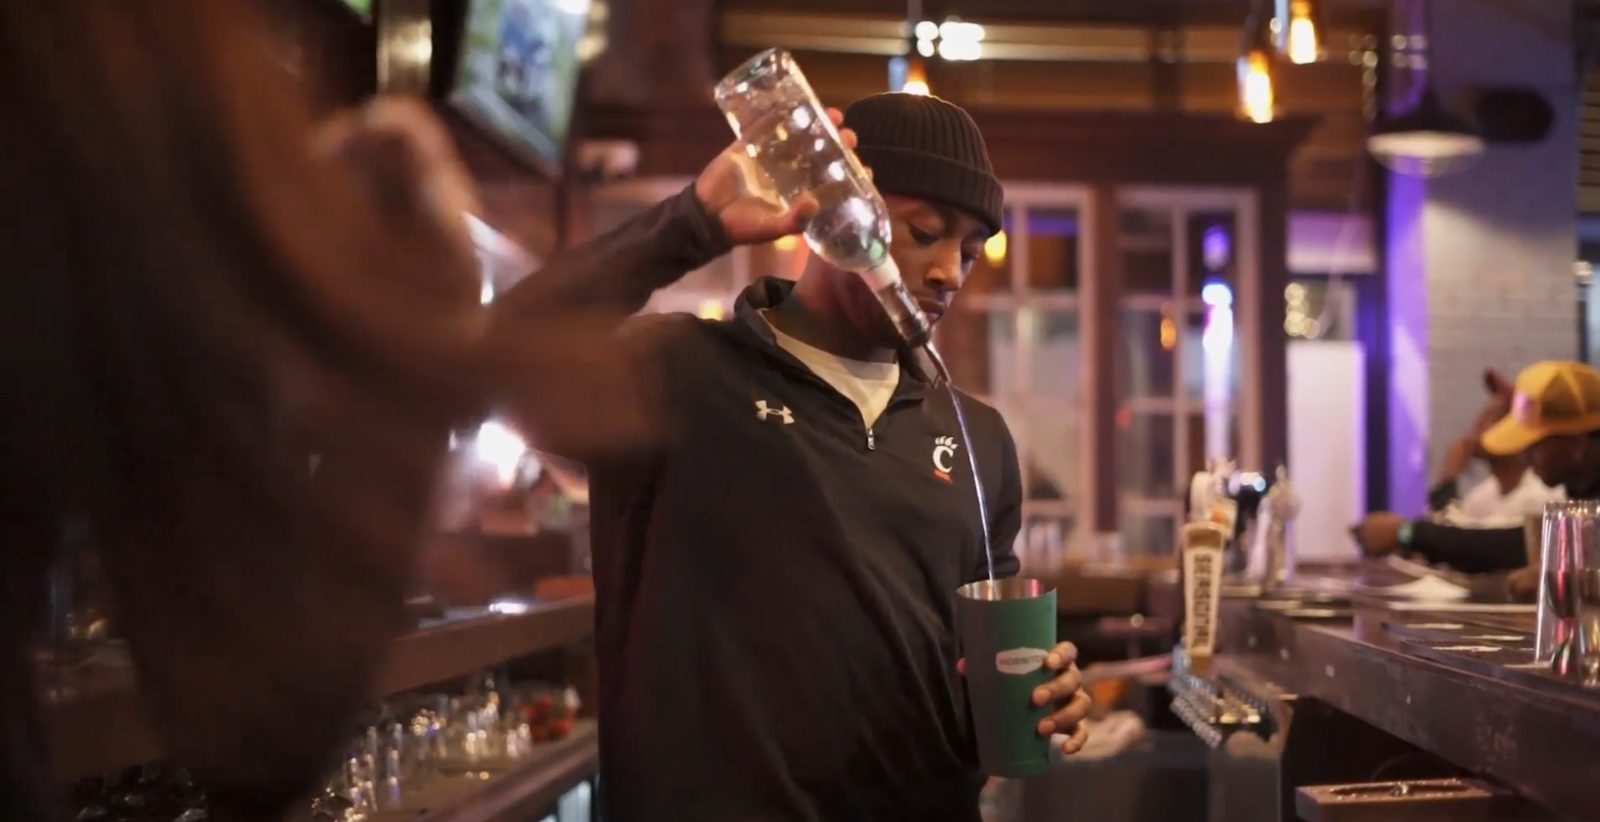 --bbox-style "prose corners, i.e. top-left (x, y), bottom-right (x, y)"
top-left (1023, 208), bottom-right (1081, 292)
top-left (1016, 400), bottom-right (1081, 503)
top-left (1117, 411), bottom-right (1176, 499)
top-left (1118, 208), bottom-right (1172, 295)
top-left (1181, 413), bottom-right (1210, 483)
top-left (1019, 507), bottom-right (1074, 574)
top-left (1286, 278), bottom-right (1357, 341)
top-left (1020, 308), bottom-right (1081, 399)
top-left (965, 210), bottom-right (1016, 294)
top-left (987, 397), bottom-right (1082, 571)
top-left (949, 307), bottom-right (1080, 400)
top-left (1114, 410), bottom-right (1236, 502)
top-left (1189, 411), bottom-right (1241, 466)
top-left (1119, 513), bottom-right (1178, 557)
top-left (1119, 307), bottom-right (1177, 401)
top-left (936, 302), bottom-right (1009, 395)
